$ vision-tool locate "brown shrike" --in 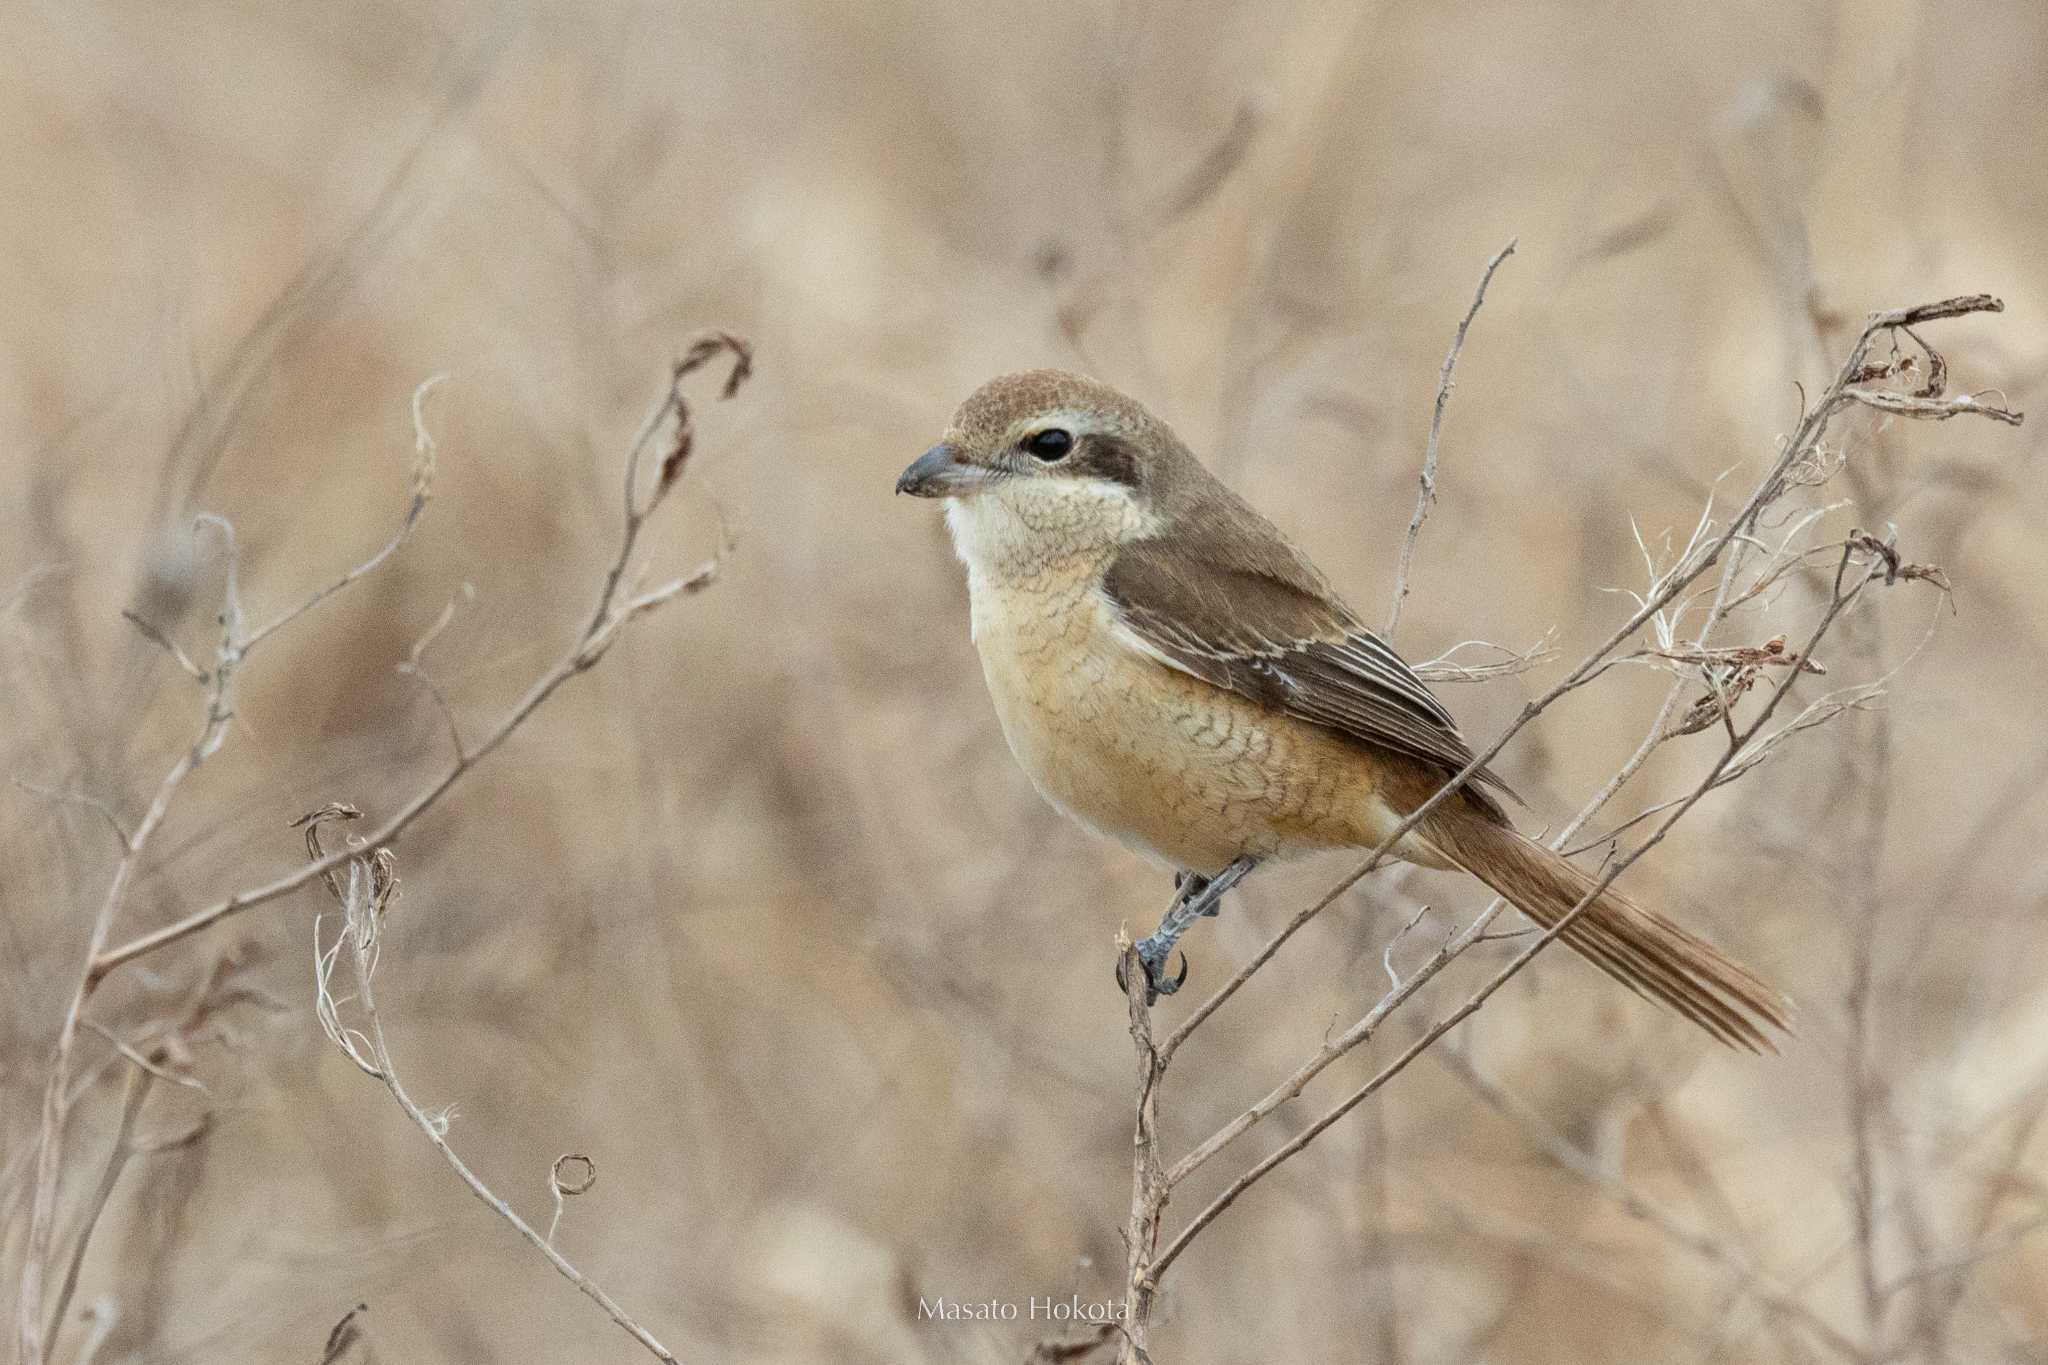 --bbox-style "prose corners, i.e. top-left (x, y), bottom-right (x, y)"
top-left (897, 369), bottom-right (1788, 1049)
